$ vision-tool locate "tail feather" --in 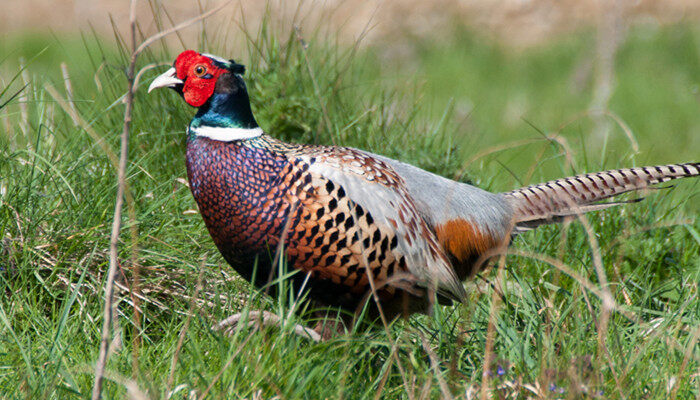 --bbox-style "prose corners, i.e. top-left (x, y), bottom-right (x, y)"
top-left (502, 163), bottom-right (699, 230)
